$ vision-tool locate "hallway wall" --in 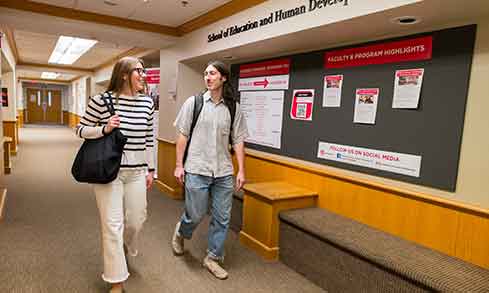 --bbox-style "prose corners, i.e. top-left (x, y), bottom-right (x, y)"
top-left (154, 1), bottom-right (489, 268)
